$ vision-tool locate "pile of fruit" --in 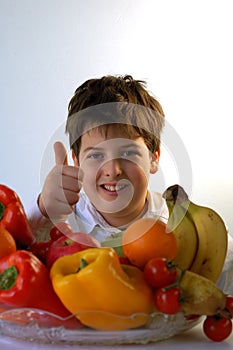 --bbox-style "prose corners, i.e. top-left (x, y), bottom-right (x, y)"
top-left (0, 183), bottom-right (232, 342)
